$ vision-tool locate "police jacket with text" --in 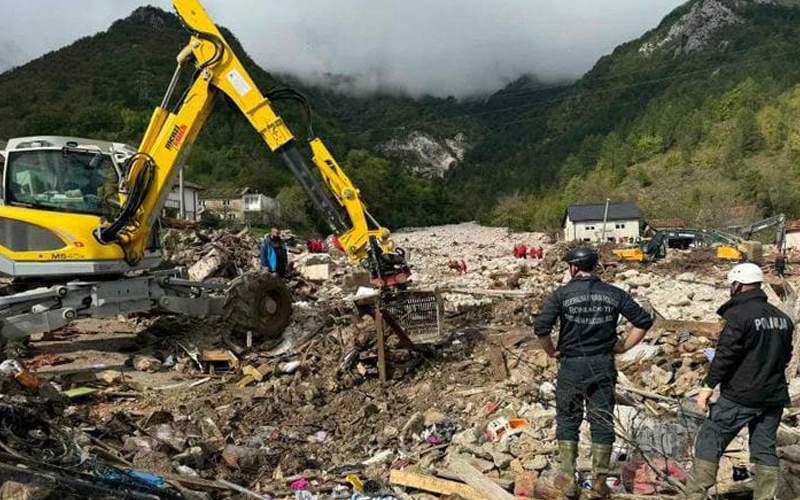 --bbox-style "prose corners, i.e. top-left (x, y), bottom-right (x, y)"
top-left (706, 289), bottom-right (794, 407)
top-left (534, 275), bottom-right (654, 358)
